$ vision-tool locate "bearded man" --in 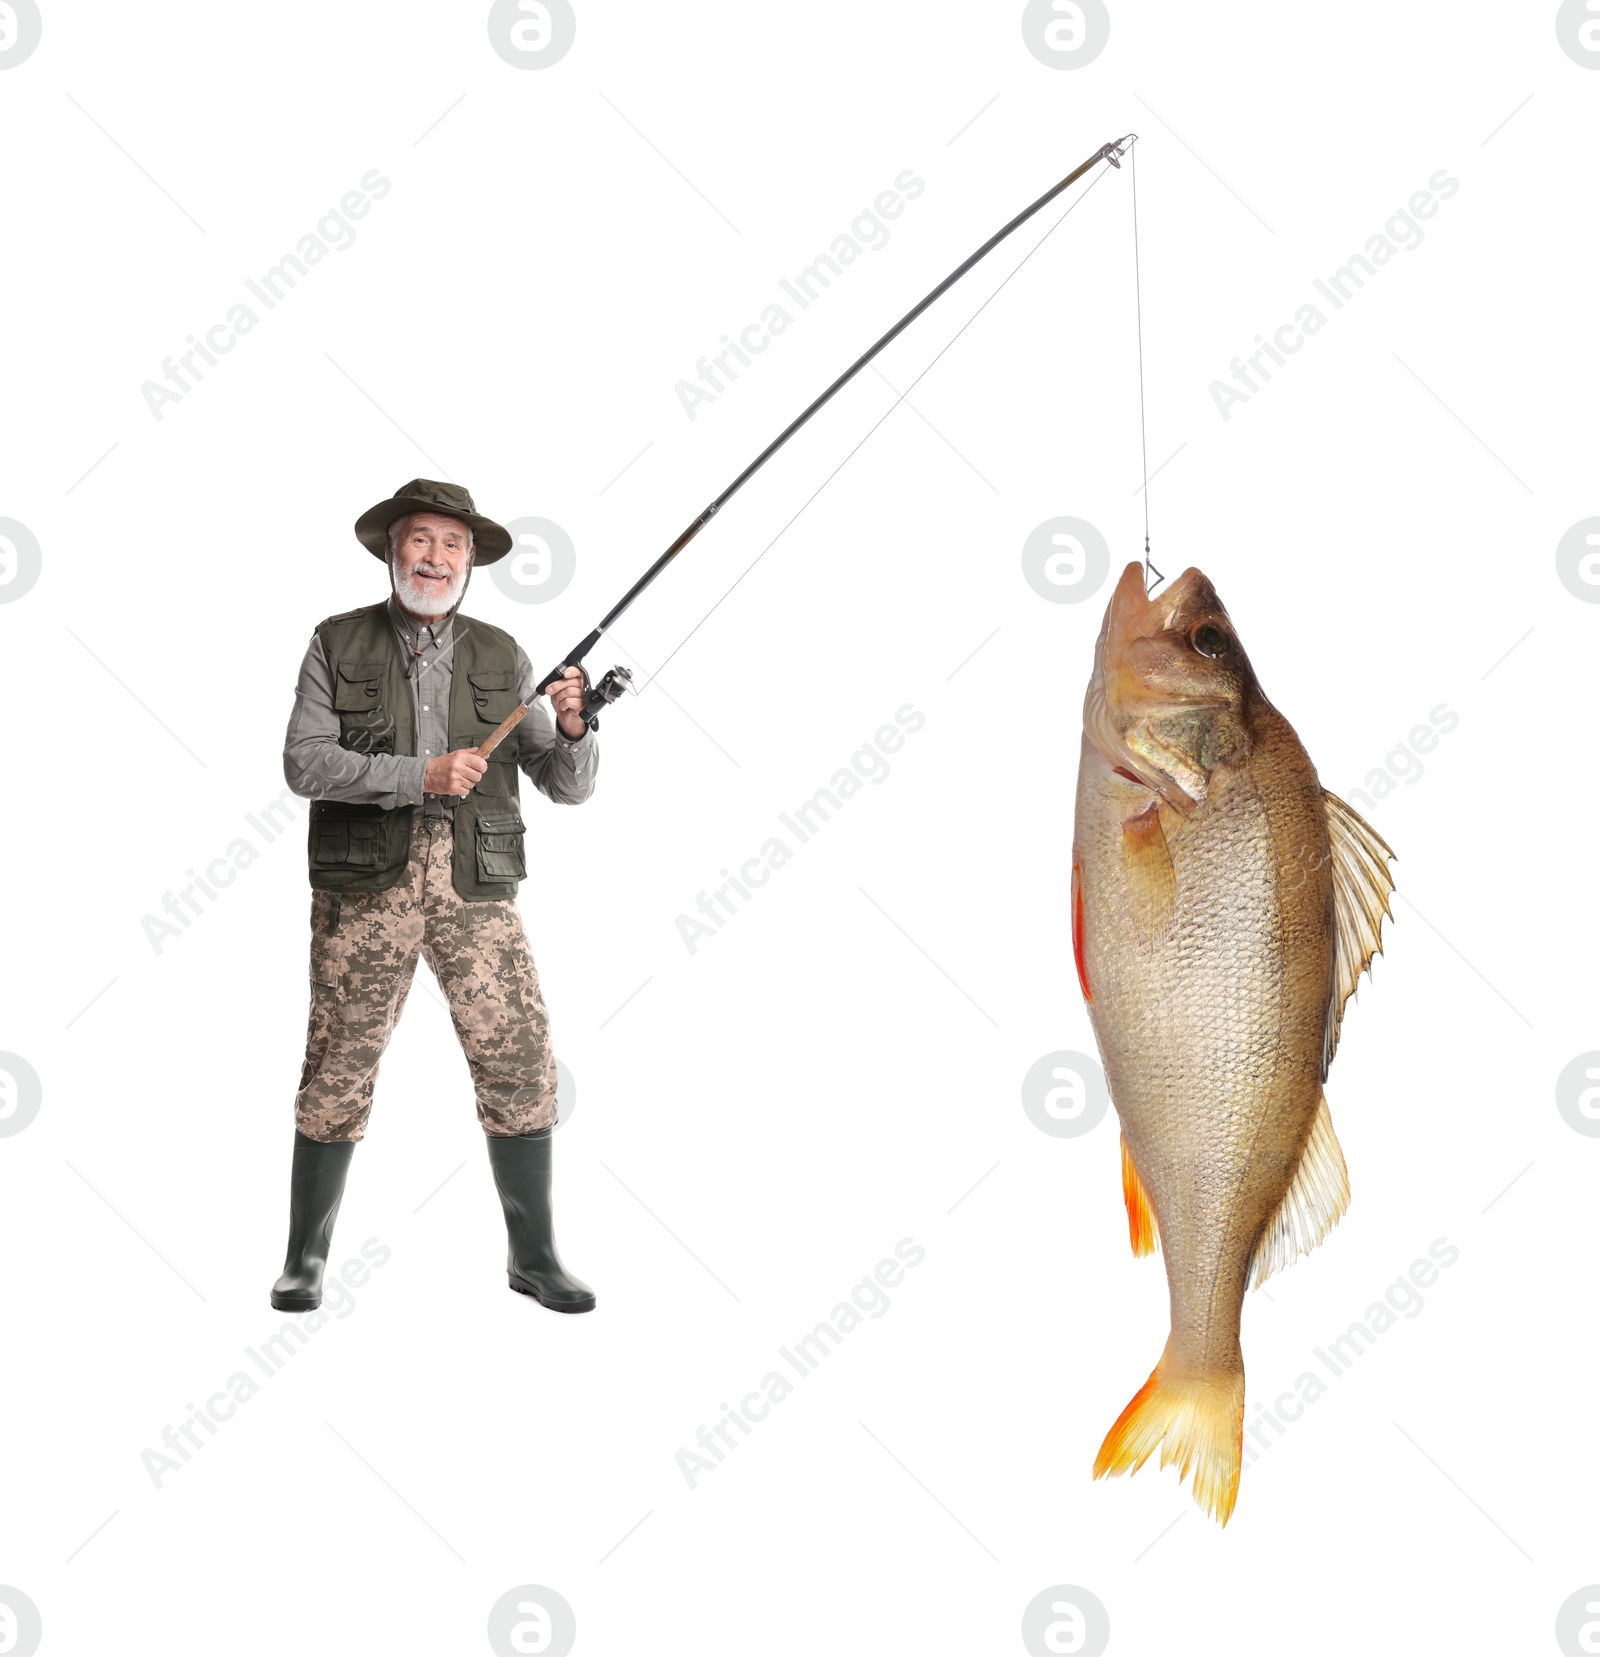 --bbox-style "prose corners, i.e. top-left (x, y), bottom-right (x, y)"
top-left (272, 479), bottom-right (597, 1314)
